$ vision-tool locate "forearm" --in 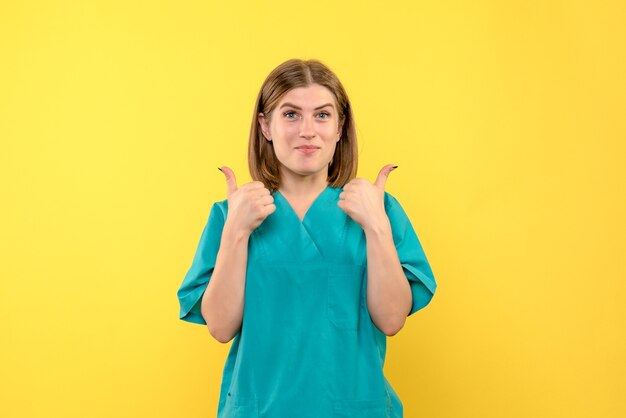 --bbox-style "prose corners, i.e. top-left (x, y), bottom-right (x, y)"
top-left (201, 221), bottom-right (250, 343)
top-left (364, 218), bottom-right (412, 336)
